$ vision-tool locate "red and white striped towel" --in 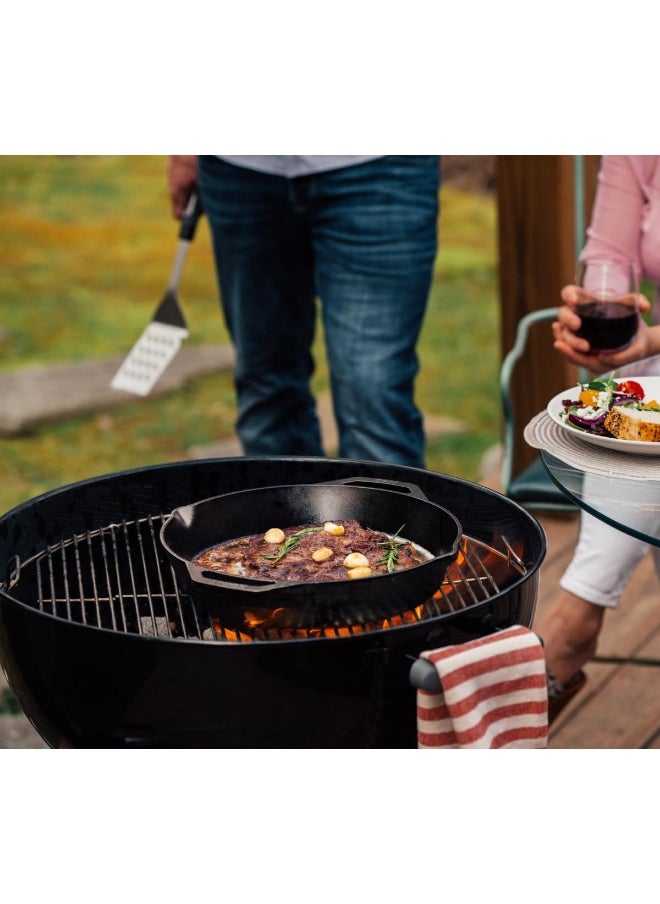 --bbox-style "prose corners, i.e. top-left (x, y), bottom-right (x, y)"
top-left (417, 625), bottom-right (548, 749)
